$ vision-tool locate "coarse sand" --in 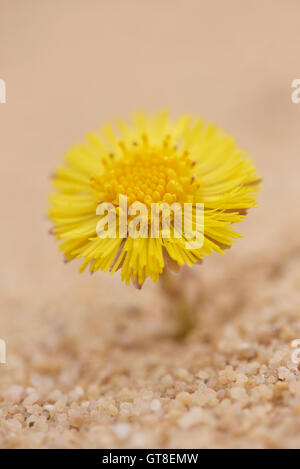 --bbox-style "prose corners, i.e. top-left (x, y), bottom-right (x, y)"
top-left (1, 222), bottom-right (300, 448)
